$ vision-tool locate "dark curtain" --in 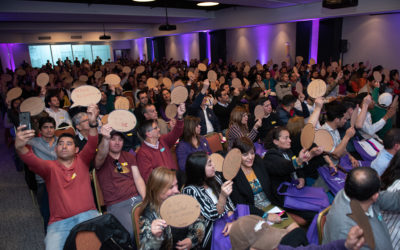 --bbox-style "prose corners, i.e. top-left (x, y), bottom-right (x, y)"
top-left (146, 38), bottom-right (153, 62)
top-left (199, 32), bottom-right (207, 61)
top-left (152, 37), bottom-right (166, 62)
top-left (209, 30), bottom-right (226, 63)
top-left (317, 18), bottom-right (343, 65)
top-left (295, 21), bottom-right (312, 63)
